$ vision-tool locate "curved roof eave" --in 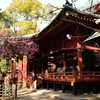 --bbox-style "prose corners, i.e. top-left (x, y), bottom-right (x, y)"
top-left (33, 6), bottom-right (100, 41)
